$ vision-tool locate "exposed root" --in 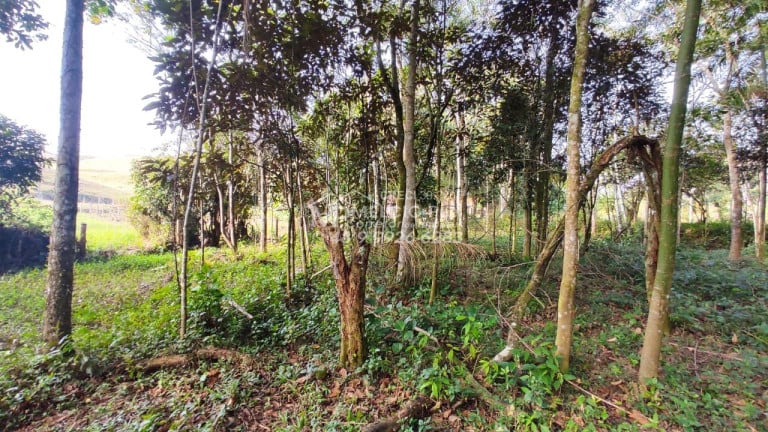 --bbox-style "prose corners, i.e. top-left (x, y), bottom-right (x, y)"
top-left (137, 348), bottom-right (255, 373)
